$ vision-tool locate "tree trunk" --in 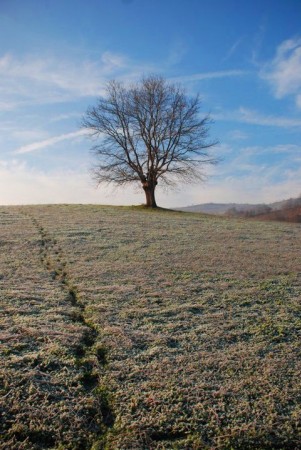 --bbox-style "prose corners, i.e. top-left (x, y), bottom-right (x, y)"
top-left (142, 182), bottom-right (157, 208)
